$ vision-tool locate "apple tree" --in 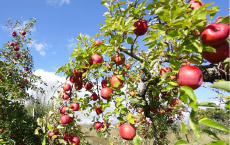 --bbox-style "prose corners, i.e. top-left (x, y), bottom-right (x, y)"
top-left (0, 19), bottom-right (46, 144)
top-left (36, 0), bottom-right (229, 144)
